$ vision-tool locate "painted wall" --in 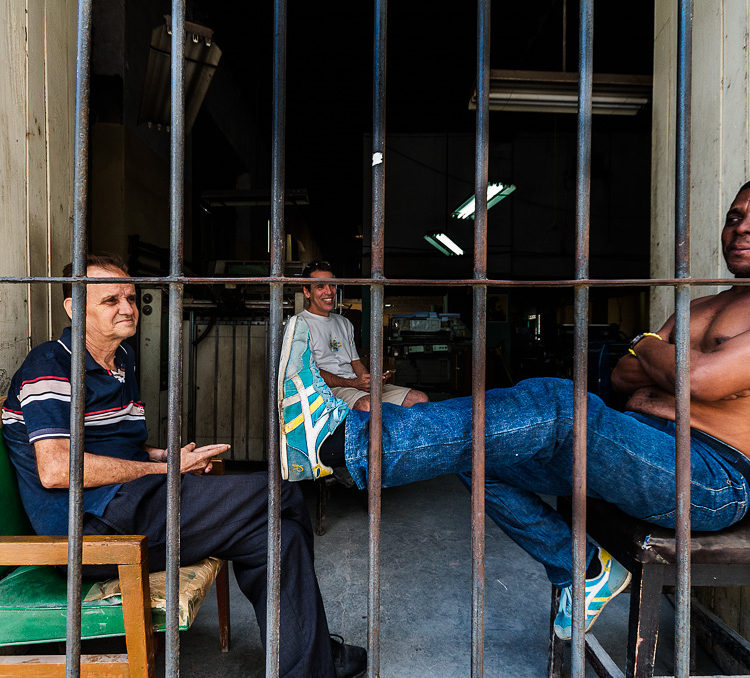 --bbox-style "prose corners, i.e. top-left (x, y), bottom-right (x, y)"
top-left (0, 0), bottom-right (75, 396)
top-left (650, 0), bottom-right (750, 326)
